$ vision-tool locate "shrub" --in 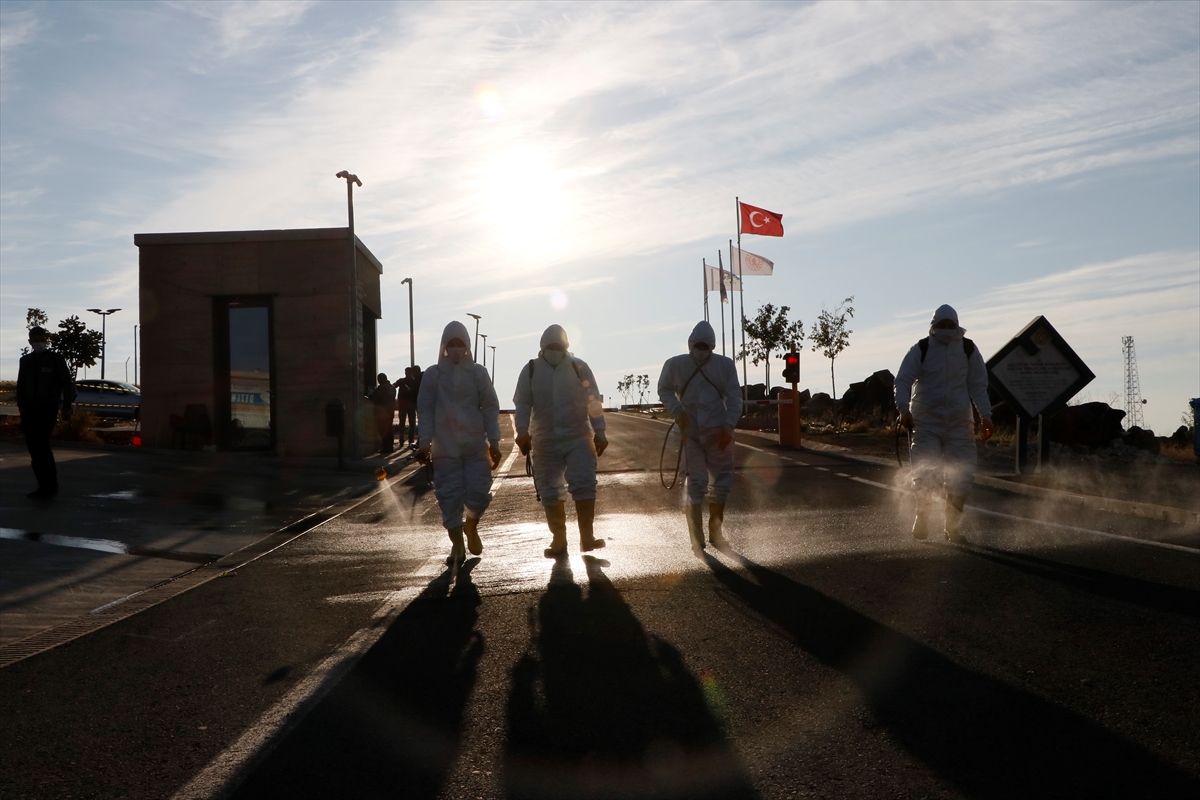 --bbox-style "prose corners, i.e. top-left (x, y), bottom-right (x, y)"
top-left (53, 410), bottom-right (101, 443)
